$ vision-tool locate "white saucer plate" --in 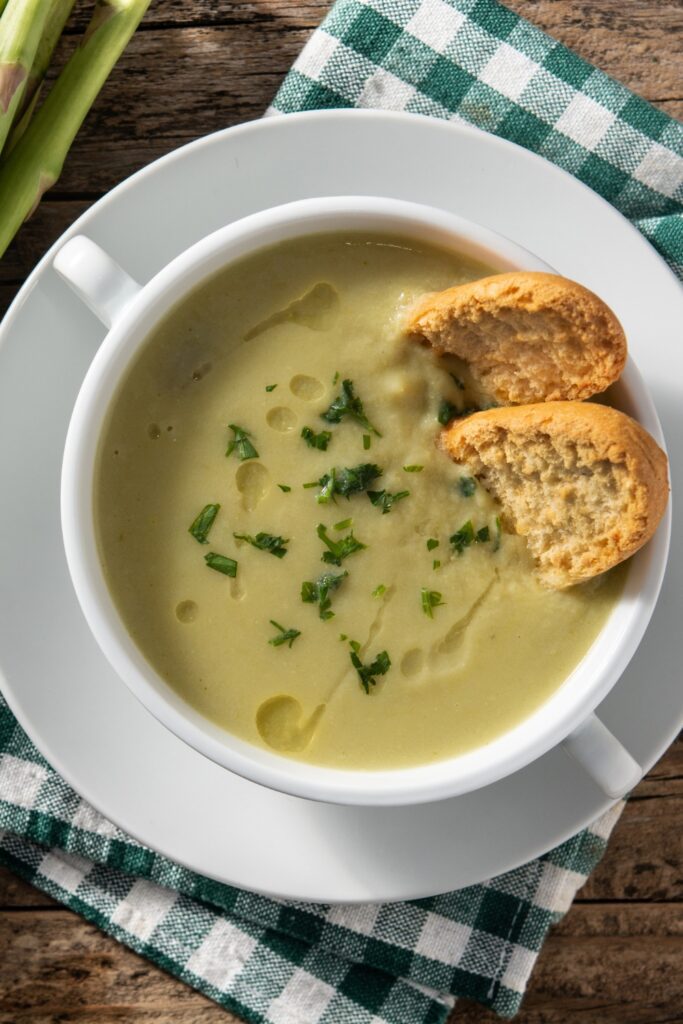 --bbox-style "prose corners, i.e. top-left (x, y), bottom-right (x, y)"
top-left (0, 111), bottom-right (681, 904)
